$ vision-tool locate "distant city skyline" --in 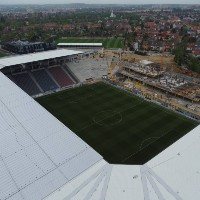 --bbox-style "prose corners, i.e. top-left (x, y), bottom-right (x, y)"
top-left (0, 0), bottom-right (200, 5)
